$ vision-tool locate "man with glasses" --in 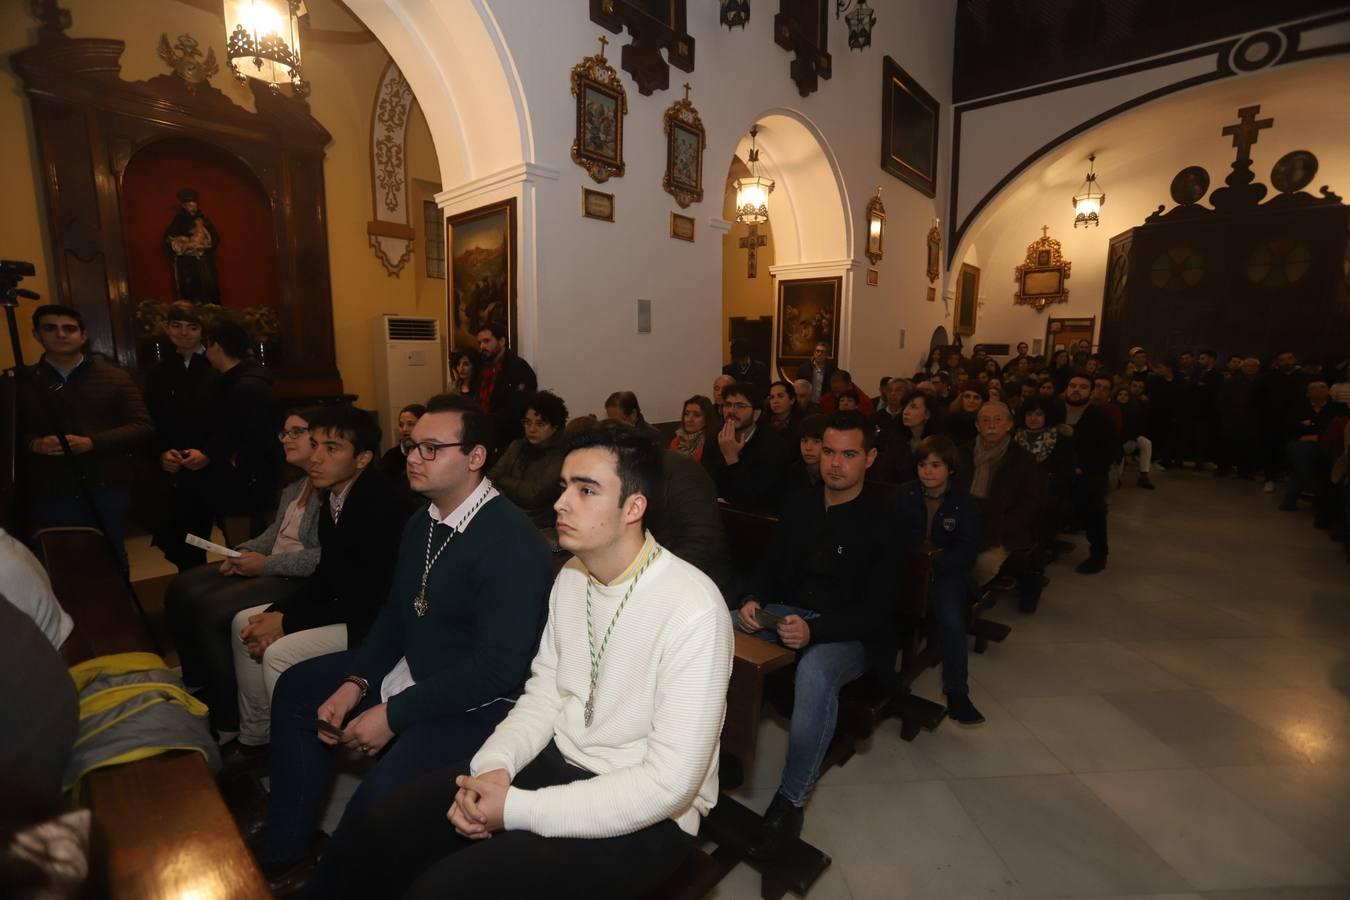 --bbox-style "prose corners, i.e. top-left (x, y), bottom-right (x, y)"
top-left (18, 305), bottom-right (153, 571)
top-left (251, 394), bottom-right (553, 892)
top-left (146, 301), bottom-right (220, 570)
top-left (703, 381), bottom-right (790, 512)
